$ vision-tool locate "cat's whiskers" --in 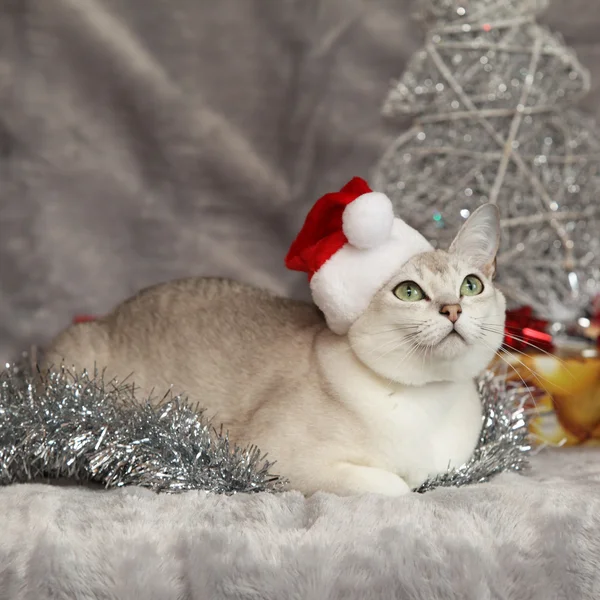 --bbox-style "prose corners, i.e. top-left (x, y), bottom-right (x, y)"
top-left (477, 321), bottom-right (567, 363)
top-left (472, 316), bottom-right (574, 379)
top-left (474, 333), bottom-right (540, 412)
top-left (358, 329), bottom-right (431, 389)
top-left (477, 322), bottom-right (577, 391)
top-left (471, 315), bottom-right (564, 364)
top-left (369, 323), bottom-right (423, 336)
top-left (407, 322), bottom-right (437, 363)
top-left (419, 338), bottom-right (430, 370)
top-left (341, 330), bottom-right (421, 362)
top-left (475, 326), bottom-right (553, 393)
top-left (400, 344), bottom-right (426, 383)
top-left (423, 334), bottom-right (438, 363)
top-left (332, 329), bottom-right (419, 354)
top-left (369, 332), bottom-right (421, 362)
top-left (385, 342), bottom-right (425, 389)
top-left (370, 332), bottom-right (423, 371)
